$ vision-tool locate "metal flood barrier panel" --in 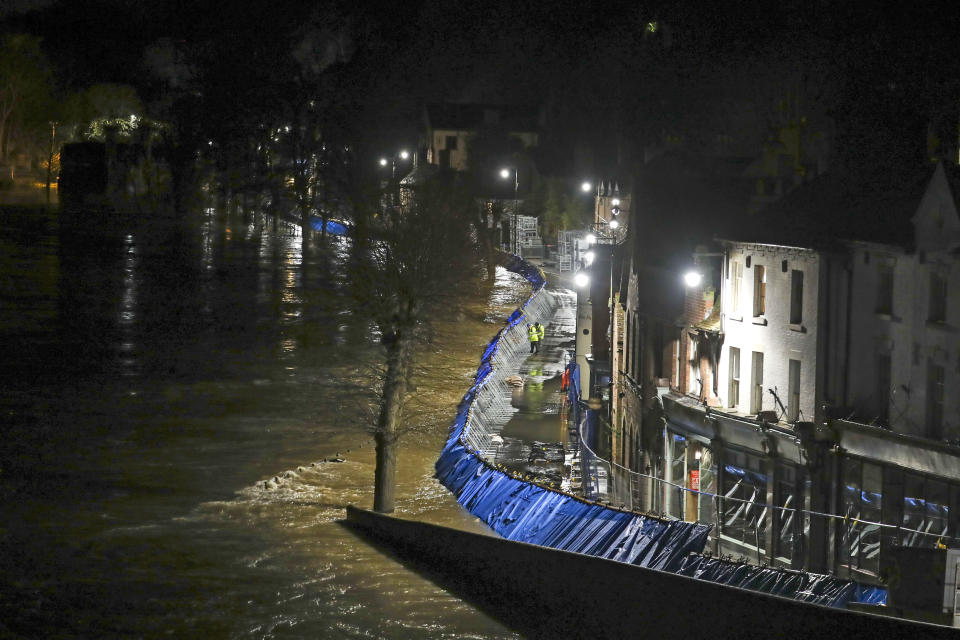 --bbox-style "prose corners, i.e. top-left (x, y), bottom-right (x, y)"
top-left (436, 255), bottom-right (712, 573)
